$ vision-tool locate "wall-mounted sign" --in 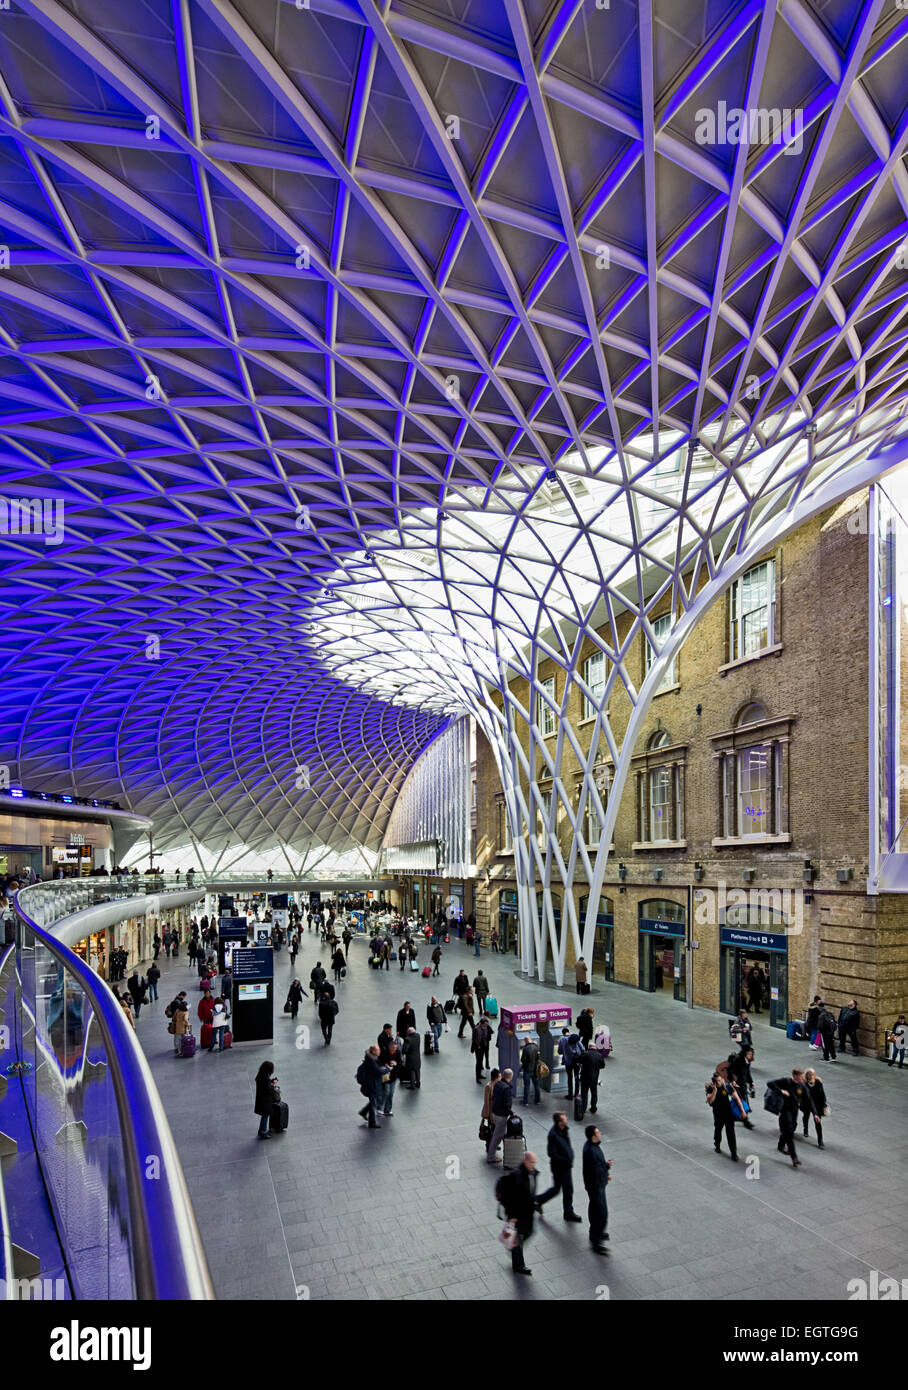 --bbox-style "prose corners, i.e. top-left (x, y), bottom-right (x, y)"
top-left (68, 833), bottom-right (85, 846)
